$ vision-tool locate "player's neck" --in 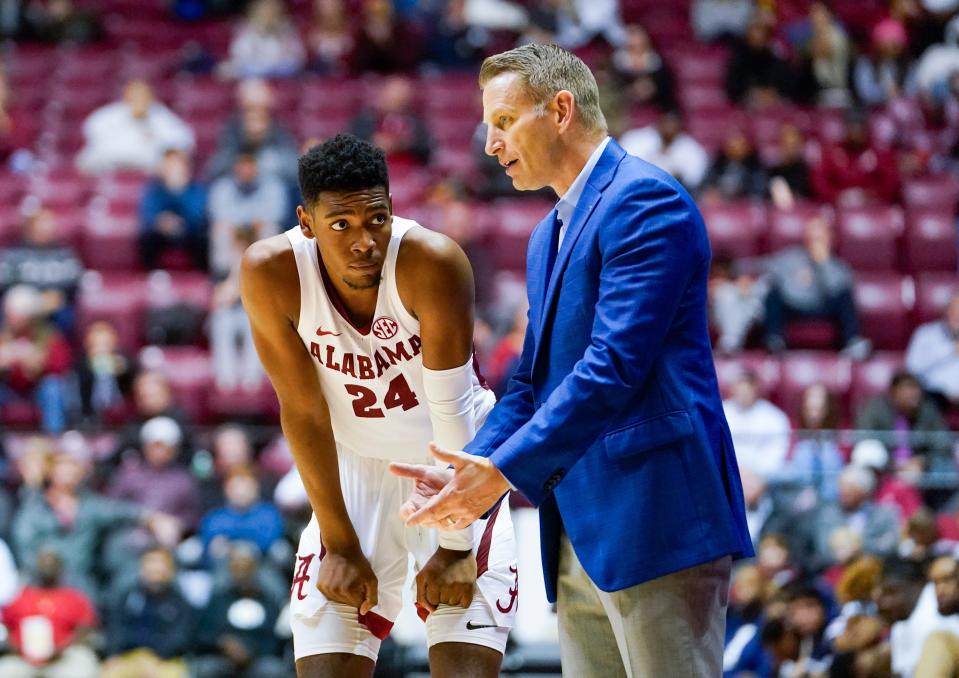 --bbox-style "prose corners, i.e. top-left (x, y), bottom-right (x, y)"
top-left (328, 276), bottom-right (380, 327)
